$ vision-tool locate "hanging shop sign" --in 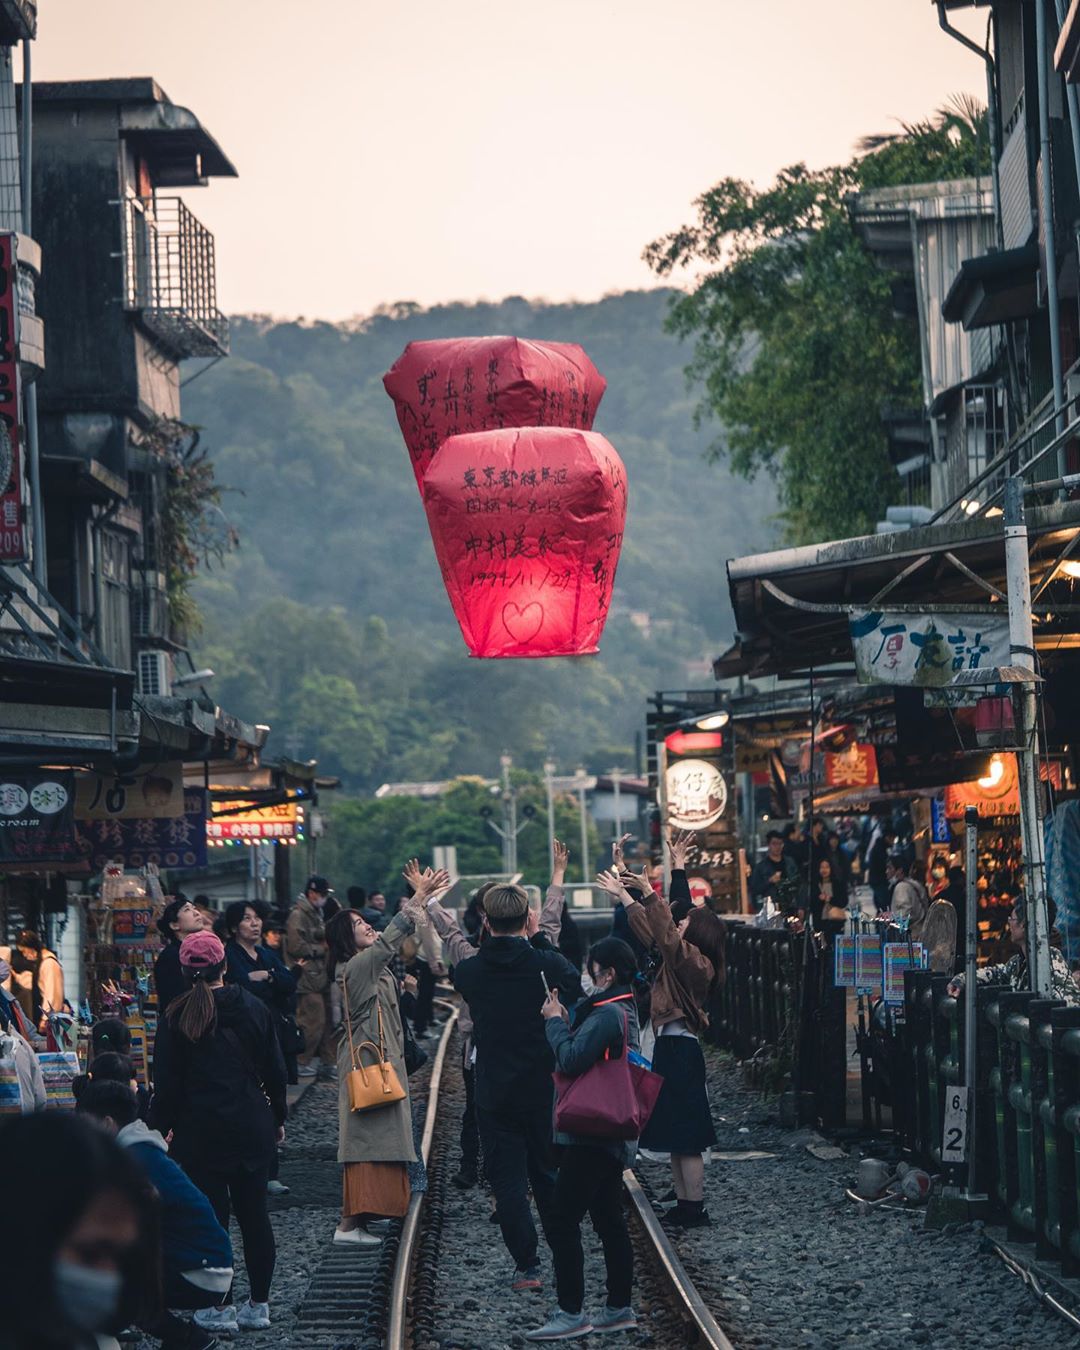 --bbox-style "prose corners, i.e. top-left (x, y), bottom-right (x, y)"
top-left (0, 234), bottom-right (27, 563)
top-left (0, 772), bottom-right (78, 863)
top-left (75, 762), bottom-right (184, 820)
top-left (822, 743), bottom-right (878, 790)
top-left (944, 755), bottom-right (1063, 822)
top-left (666, 758), bottom-right (728, 830)
top-left (850, 611), bottom-right (1011, 688)
top-left (662, 738), bottom-right (739, 909)
top-left (76, 788), bottom-right (208, 870)
top-left (208, 798), bottom-right (300, 844)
